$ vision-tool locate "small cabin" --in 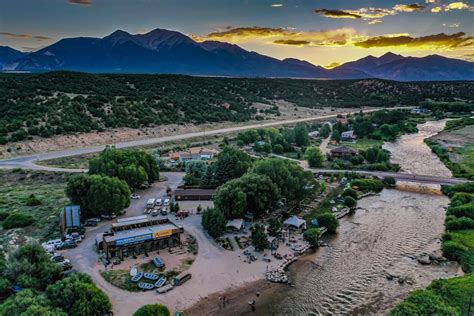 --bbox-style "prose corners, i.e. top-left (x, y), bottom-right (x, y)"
top-left (330, 146), bottom-right (358, 158)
